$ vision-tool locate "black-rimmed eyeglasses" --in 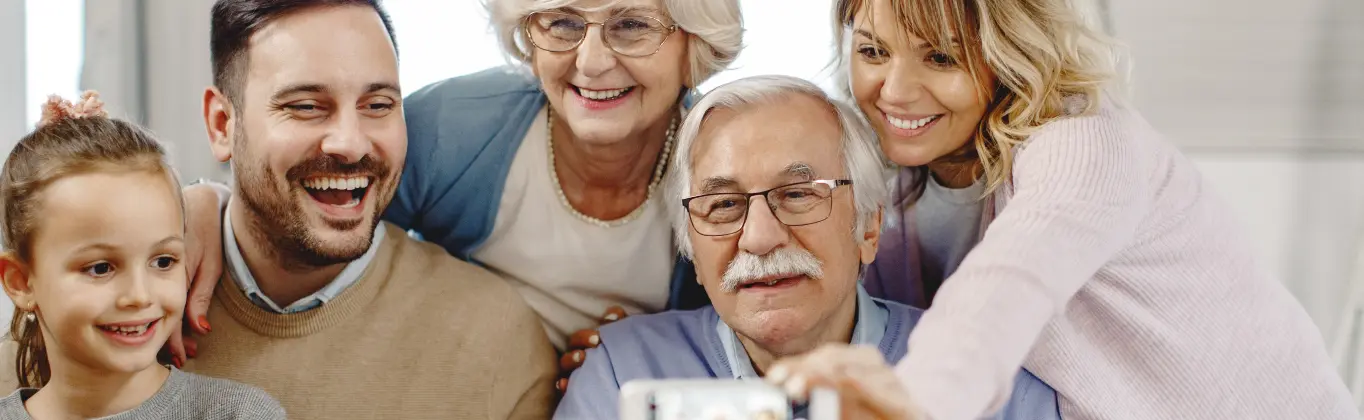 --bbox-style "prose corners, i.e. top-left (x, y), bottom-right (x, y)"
top-left (682, 180), bottom-right (854, 237)
top-left (523, 11), bottom-right (679, 58)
